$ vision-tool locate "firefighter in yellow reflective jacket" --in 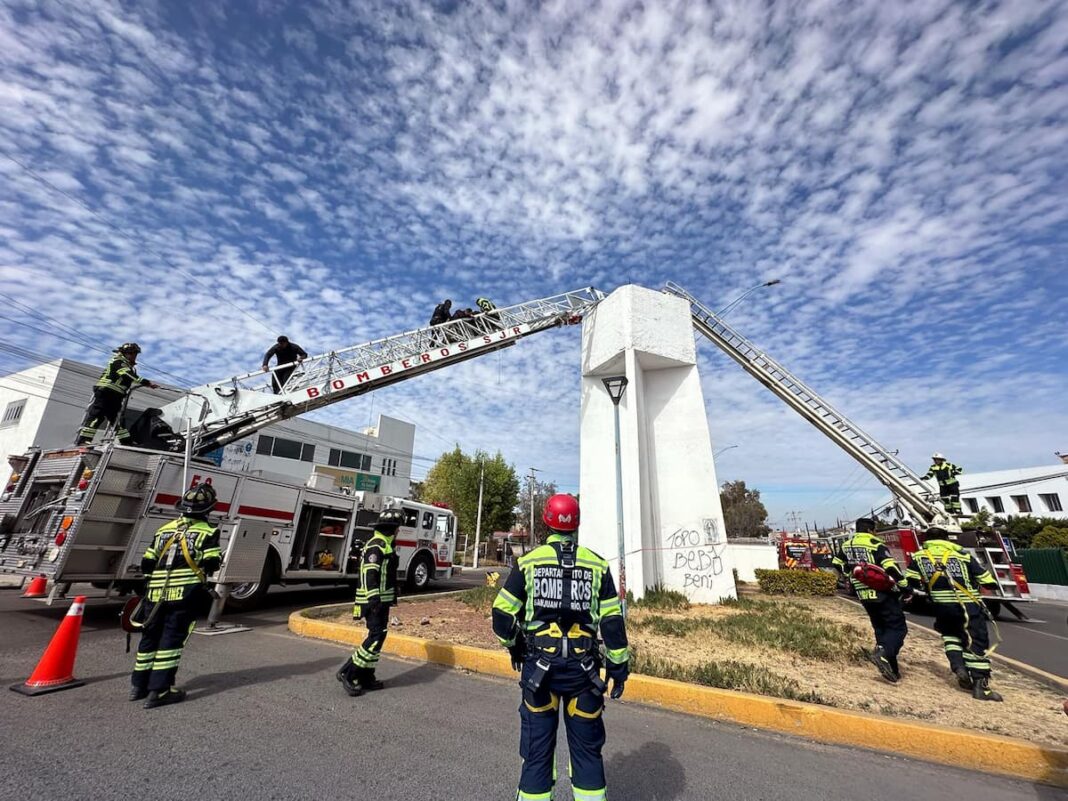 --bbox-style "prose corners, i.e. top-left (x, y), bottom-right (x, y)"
top-left (130, 483), bottom-right (221, 709)
top-left (906, 529), bottom-right (1003, 701)
top-left (337, 508), bottom-right (403, 697)
top-left (923, 452), bottom-right (963, 516)
top-left (492, 494), bottom-right (629, 801)
top-left (831, 517), bottom-right (909, 682)
top-left (76, 343), bottom-right (158, 445)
